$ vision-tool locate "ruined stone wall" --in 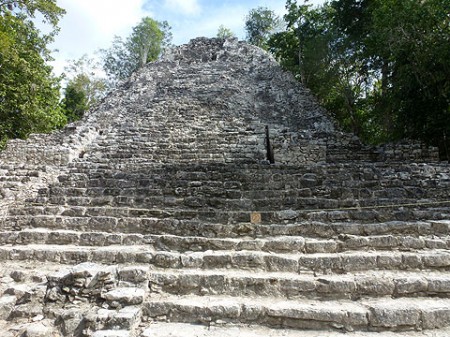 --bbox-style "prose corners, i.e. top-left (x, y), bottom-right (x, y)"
top-left (377, 141), bottom-right (440, 162)
top-left (0, 37), bottom-right (442, 210)
top-left (0, 85), bottom-right (128, 207)
top-left (324, 133), bottom-right (440, 163)
top-left (268, 130), bottom-right (439, 165)
top-left (160, 37), bottom-right (336, 134)
top-left (0, 37), bottom-right (449, 337)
